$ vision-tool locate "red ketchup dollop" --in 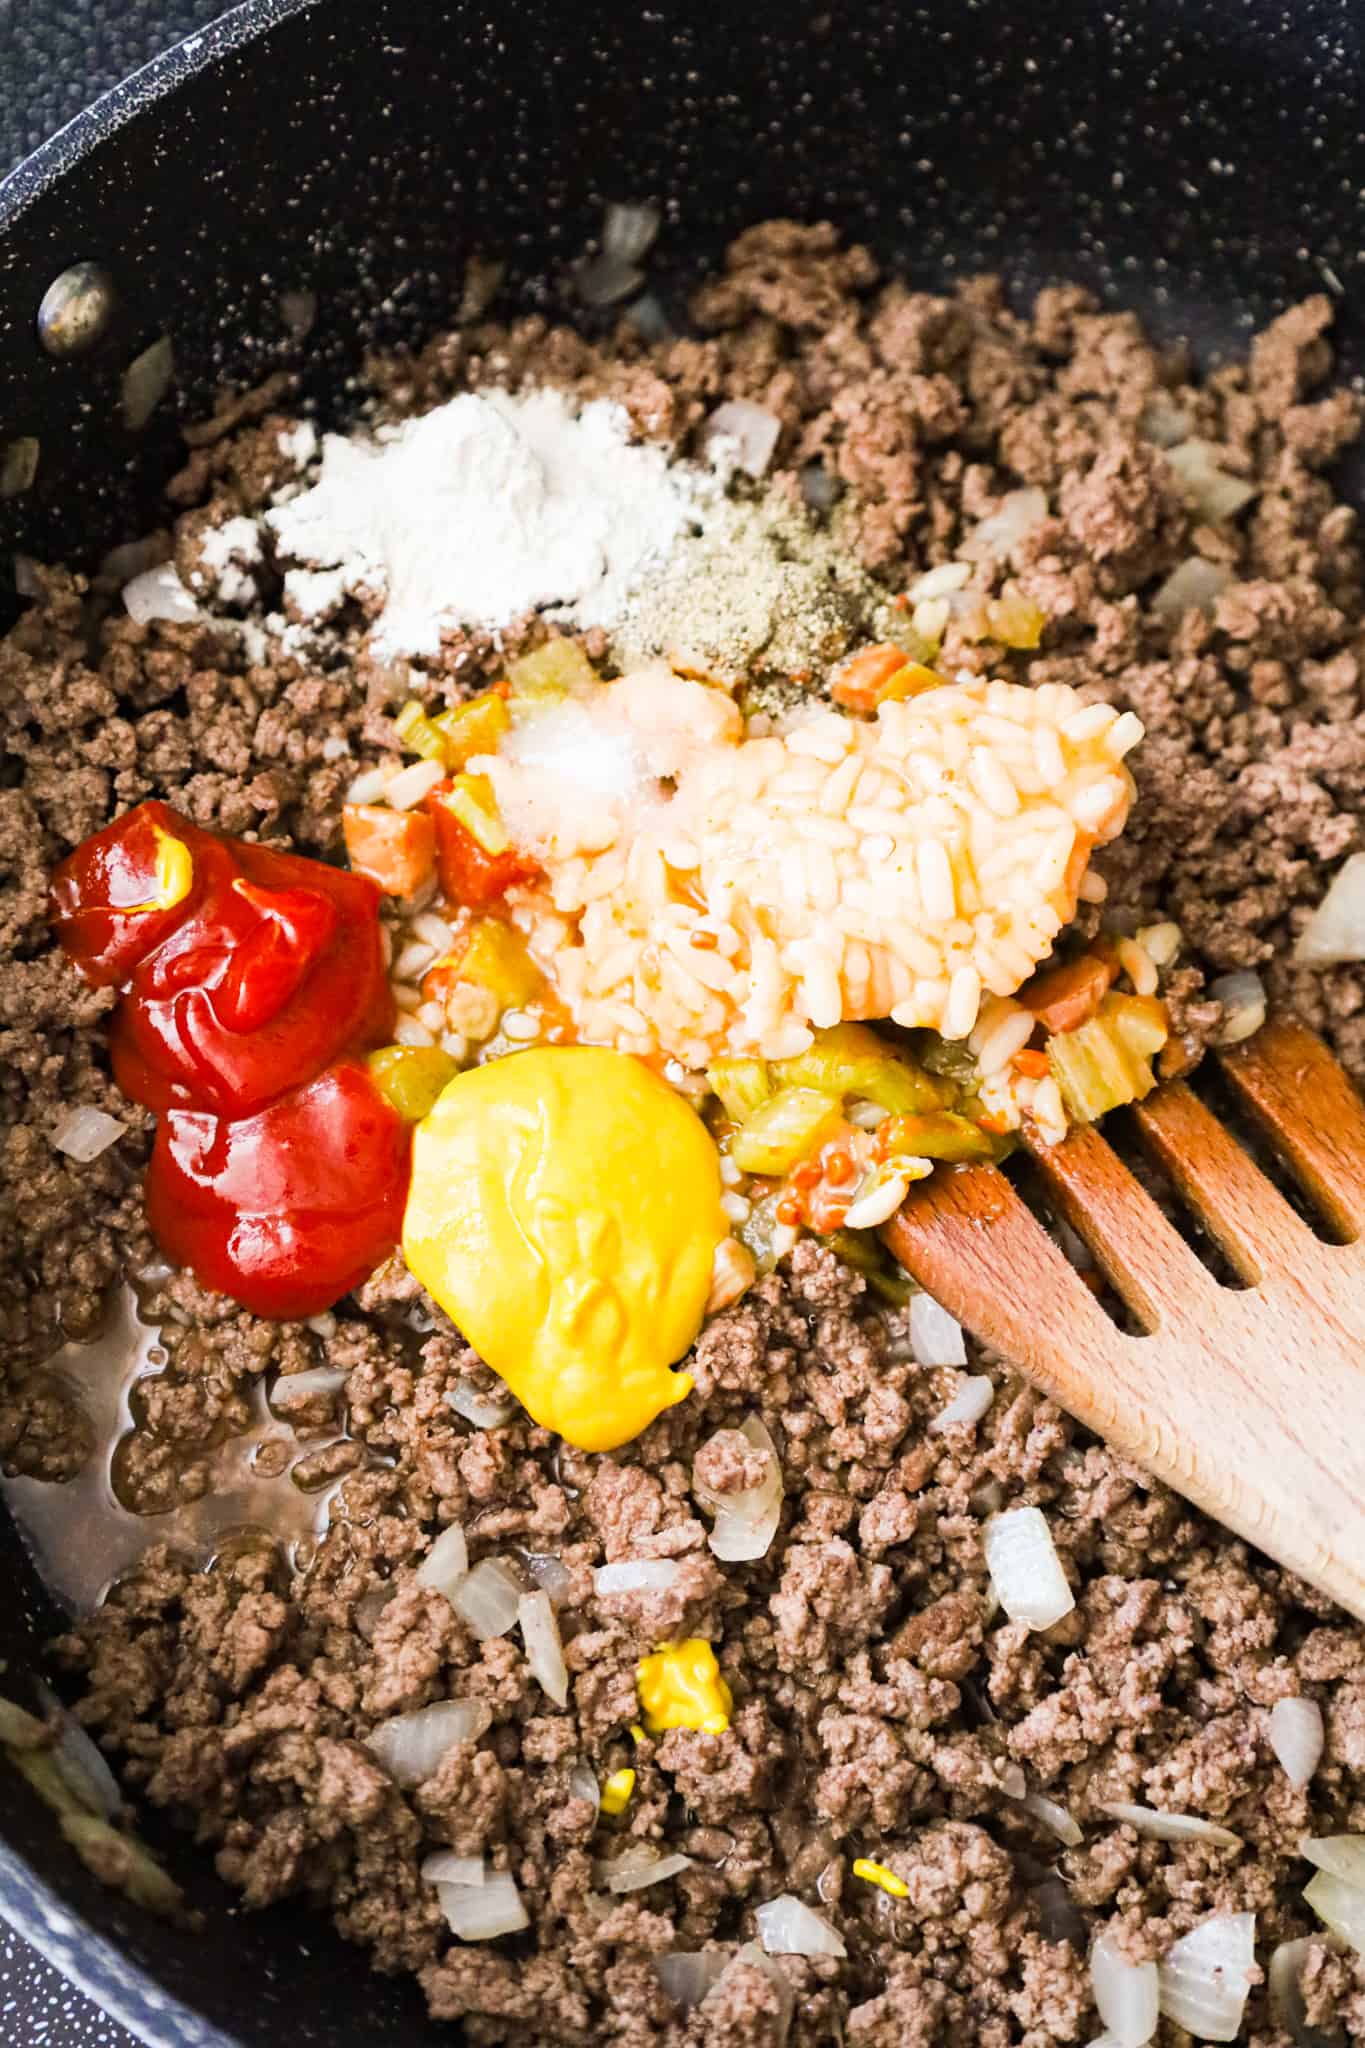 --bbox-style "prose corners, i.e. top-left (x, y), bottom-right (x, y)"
top-left (51, 801), bottom-right (405, 1318)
